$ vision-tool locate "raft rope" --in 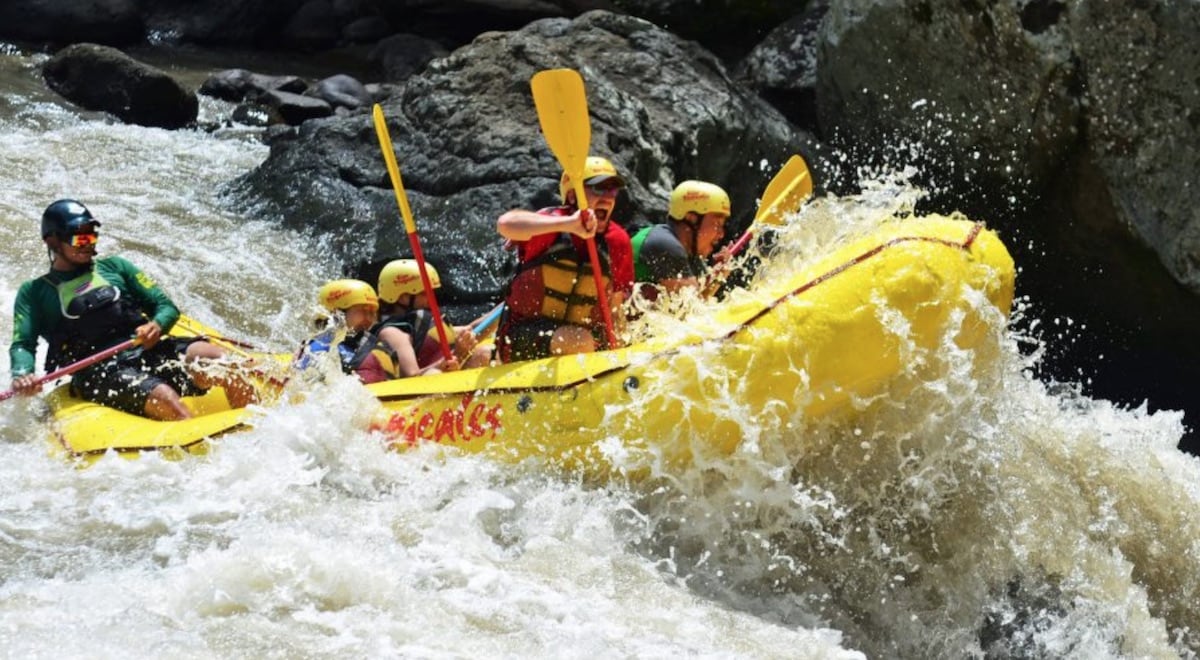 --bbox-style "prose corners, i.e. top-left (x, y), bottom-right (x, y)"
top-left (733, 221), bottom-right (988, 332)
